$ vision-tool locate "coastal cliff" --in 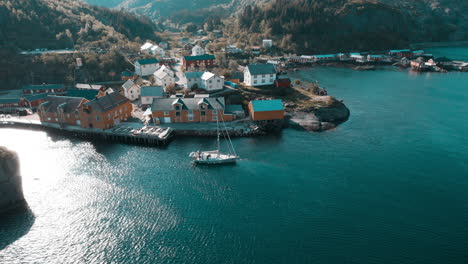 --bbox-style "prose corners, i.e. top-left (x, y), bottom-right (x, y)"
top-left (0, 147), bottom-right (25, 214)
top-left (288, 96), bottom-right (350, 132)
